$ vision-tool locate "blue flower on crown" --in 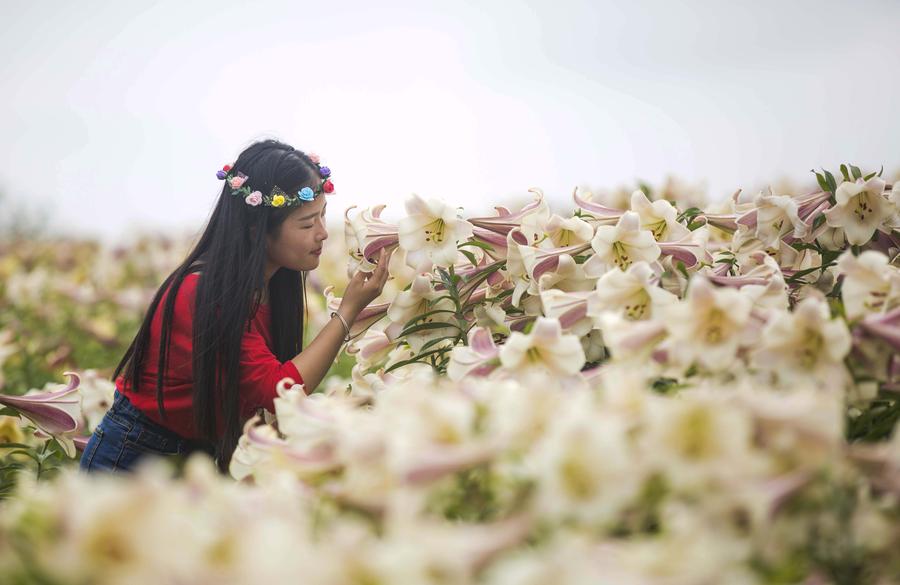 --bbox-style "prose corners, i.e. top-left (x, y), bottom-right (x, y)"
top-left (298, 187), bottom-right (316, 201)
